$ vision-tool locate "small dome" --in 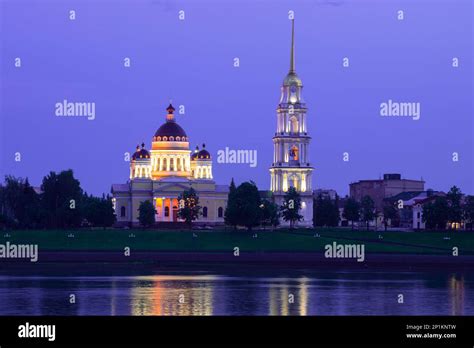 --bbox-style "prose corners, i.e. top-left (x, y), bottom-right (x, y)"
top-left (132, 143), bottom-right (150, 160)
top-left (283, 72), bottom-right (302, 87)
top-left (197, 143), bottom-right (211, 159)
top-left (191, 145), bottom-right (200, 160)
